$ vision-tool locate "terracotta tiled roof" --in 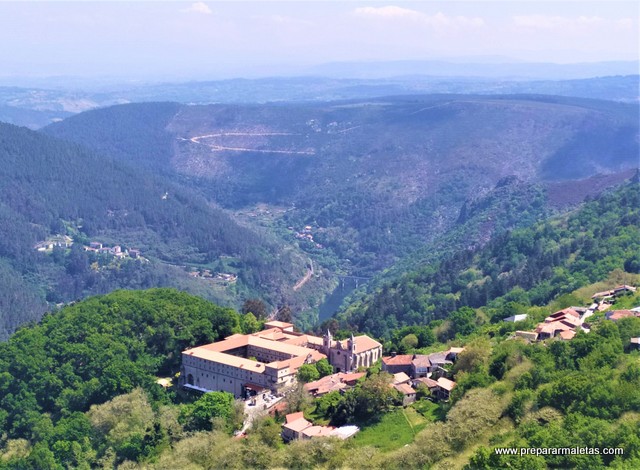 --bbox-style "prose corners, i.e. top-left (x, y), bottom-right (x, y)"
top-left (414, 377), bottom-right (438, 388)
top-left (614, 285), bottom-right (636, 292)
top-left (302, 425), bottom-right (335, 438)
top-left (607, 310), bottom-right (636, 321)
top-left (341, 372), bottom-right (366, 384)
top-left (392, 372), bottom-right (411, 385)
top-left (592, 290), bottom-right (614, 299)
top-left (382, 355), bottom-right (413, 366)
top-left (436, 377), bottom-right (456, 391)
top-left (304, 372), bottom-right (366, 395)
top-left (352, 335), bottom-right (383, 352)
top-left (184, 348), bottom-right (266, 372)
top-left (204, 334), bottom-right (322, 357)
top-left (558, 330), bottom-right (576, 340)
top-left (284, 417), bottom-right (312, 433)
top-left (394, 383), bottom-right (416, 395)
top-left (304, 375), bottom-right (347, 395)
top-left (536, 321), bottom-right (573, 335)
top-left (411, 355), bottom-right (431, 369)
top-left (557, 308), bottom-right (581, 318)
top-left (264, 320), bottom-right (295, 330)
top-left (285, 412), bottom-right (305, 424)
